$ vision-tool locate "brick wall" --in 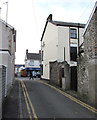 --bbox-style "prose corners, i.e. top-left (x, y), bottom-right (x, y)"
top-left (77, 5), bottom-right (97, 105)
